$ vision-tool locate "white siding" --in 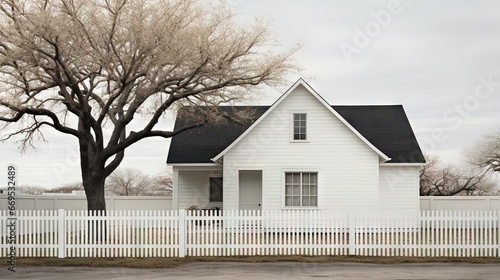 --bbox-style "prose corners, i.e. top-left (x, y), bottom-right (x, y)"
top-left (177, 170), bottom-right (223, 210)
top-left (379, 165), bottom-right (420, 210)
top-left (223, 84), bottom-right (381, 211)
